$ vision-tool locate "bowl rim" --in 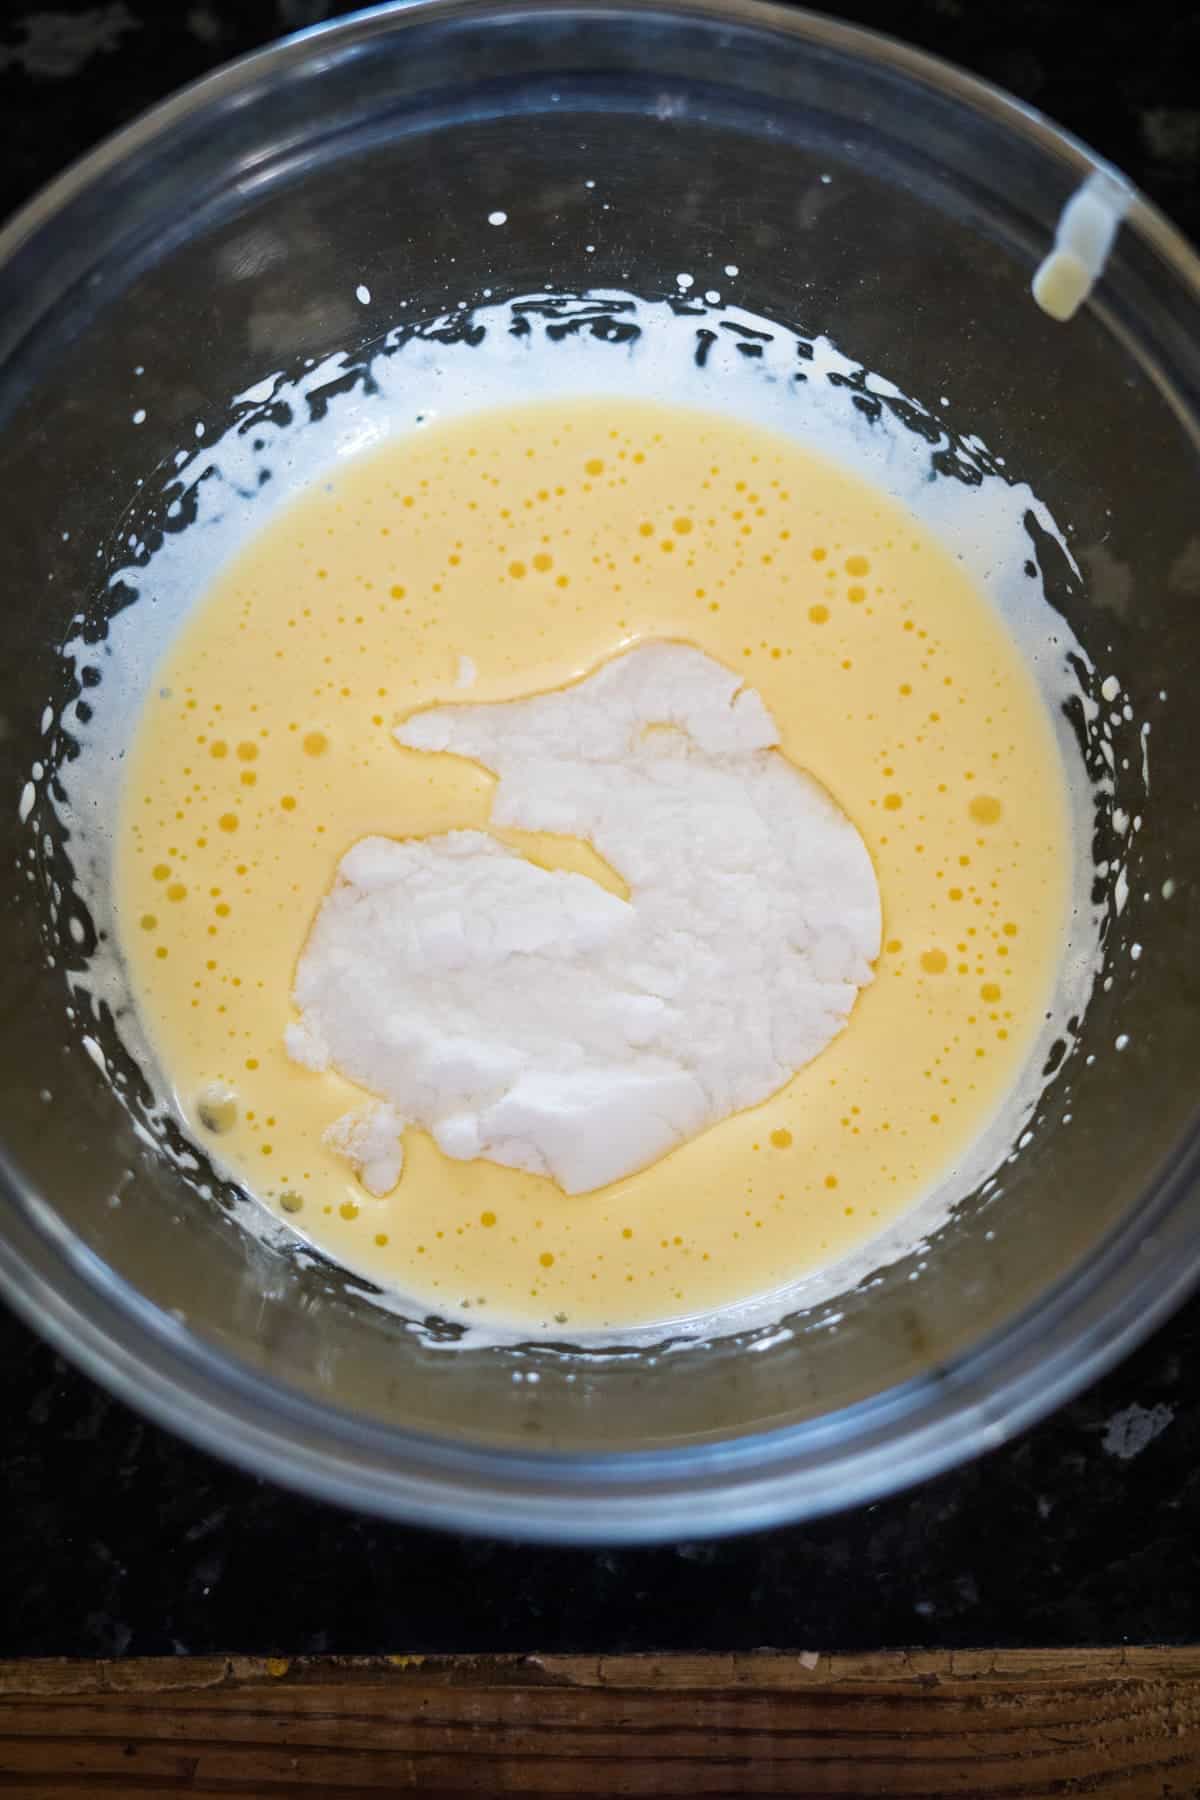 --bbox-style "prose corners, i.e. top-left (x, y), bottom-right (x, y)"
top-left (1, 0), bottom-right (1198, 297)
top-left (2, 0), bottom-right (1198, 1544)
